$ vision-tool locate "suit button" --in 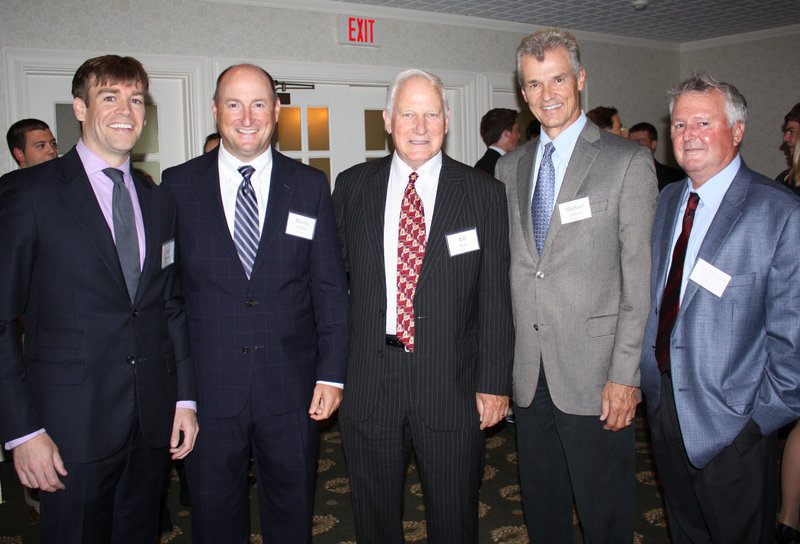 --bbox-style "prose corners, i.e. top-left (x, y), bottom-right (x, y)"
top-left (246, 299), bottom-right (255, 307)
top-left (132, 310), bottom-right (139, 317)
top-left (127, 356), bottom-right (135, 365)
top-left (652, 345), bottom-right (656, 351)
top-left (377, 351), bottom-right (384, 359)
top-left (533, 324), bottom-right (539, 331)
top-left (242, 346), bottom-right (250, 354)
top-left (536, 271), bottom-right (544, 279)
